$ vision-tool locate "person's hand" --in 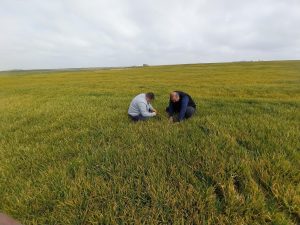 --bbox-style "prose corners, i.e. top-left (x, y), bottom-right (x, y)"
top-left (0, 213), bottom-right (21, 225)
